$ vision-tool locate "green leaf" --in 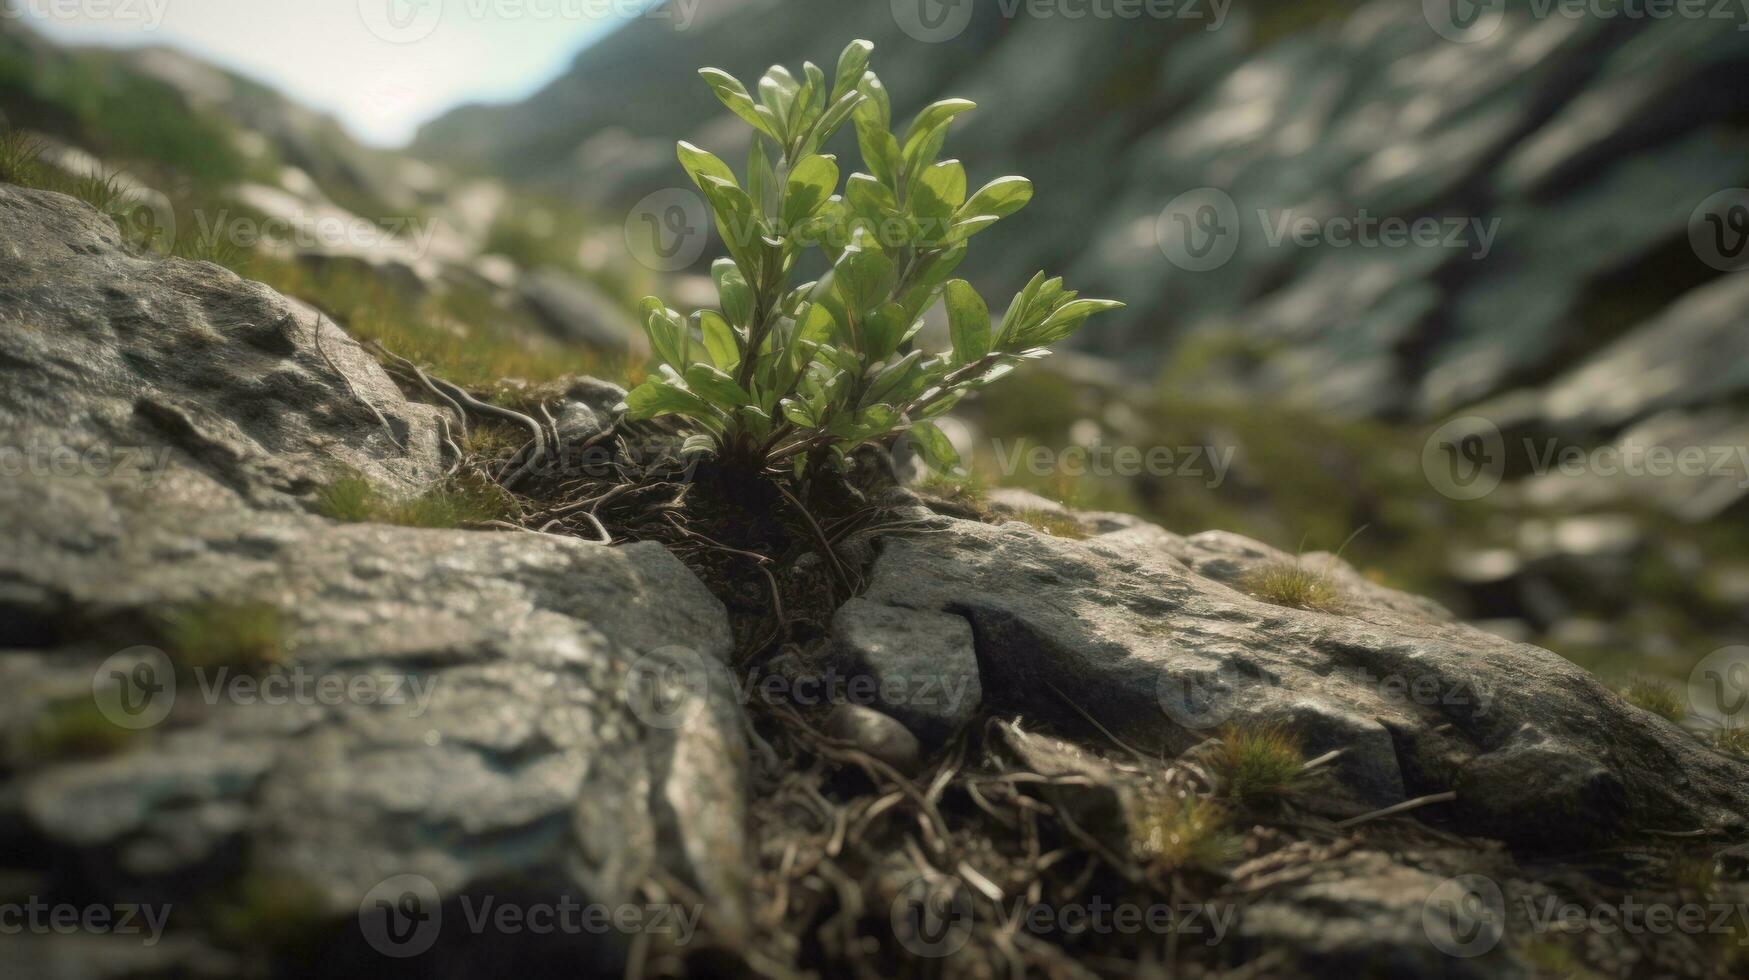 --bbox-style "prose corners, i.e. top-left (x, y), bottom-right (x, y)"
top-left (958, 176), bottom-right (1033, 220)
top-left (909, 420), bottom-right (963, 474)
top-left (747, 139), bottom-right (778, 218)
top-left (712, 258), bottom-right (753, 329)
top-left (625, 378), bottom-right (711, 421)
top-left (832, 243), bottom-right (896, 319)
top-left (944, 279), bottom-right (991, 365)
top-left (780, 398), bottom-right (817, 428)
top-left (811, 90), bottom-right (864, 149)
top-left (699, 68), bottom-right (783, 141)
top-left (698, 309), bottom-right (740, 371)
top-left (684, 363), bottom-right (751, 411)
top-left (855, 71), bottom-right (890, 131)
top-left (676, 141), bottom-right (737, 192)
top-left (854, 115), bottom-right (902, 191)
top-left (638, 298), bottom-right (689, 371)
top-left (863, 349), bottom-right (923, 405)
top-left (912, 159), bottom-right (967, 224)
top-left (942, 214), bottom-right (1000, 244)
top-left (1023, 298), bottom-right (1126, 346)
top-left (997, 271), bottom-right (1048, 345)
top-left (863, 302), bottom-right (912, 362)
top-left (832, 39), bottom-right (874, 102)
top-left (782, 154), bottom-right (839, 230)
top-left (904, 100), bottom-right (976, 148)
